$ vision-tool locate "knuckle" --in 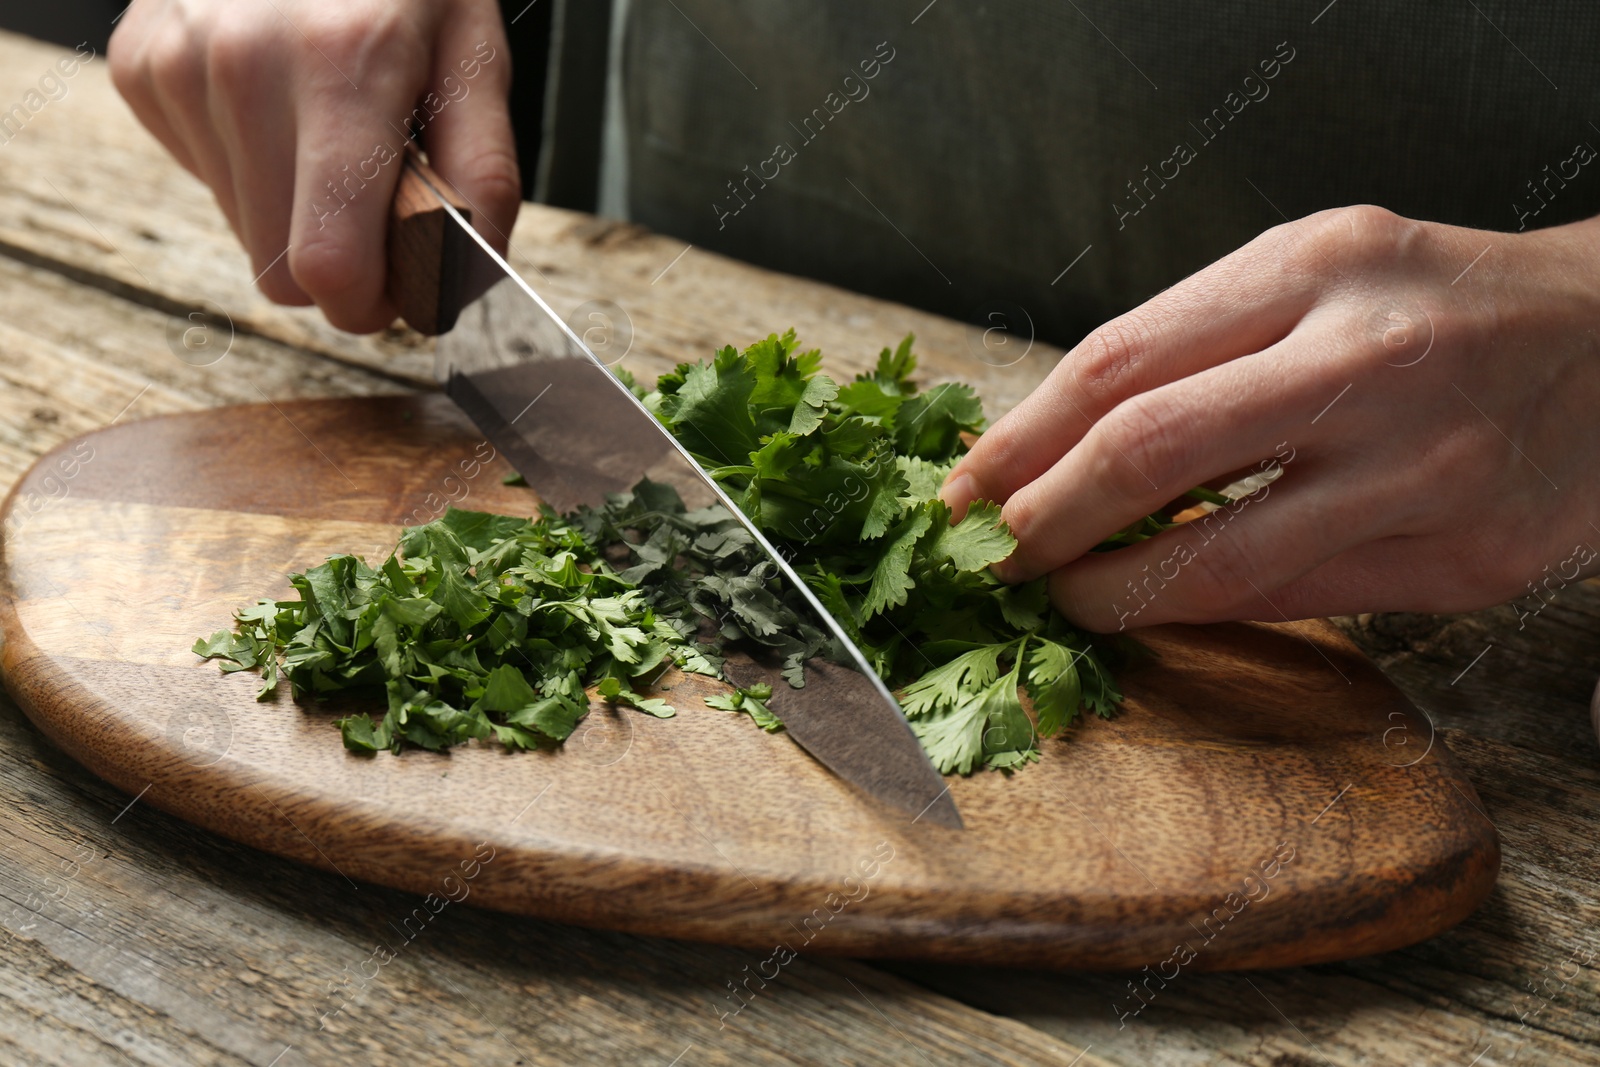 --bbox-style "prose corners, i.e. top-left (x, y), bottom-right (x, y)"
top-left (1095, 395), bottom-right (1193, 496)
top-left (289, 238), bottom-right (367, 304)
top-left (1423, 423), bottom-right (1491, 475)
top-left (969, 428), bottom-right (1026, 493)
top-left (1337, 203), bottom-right (1408, 247)
top-left (142, 22), bottom-right (205, 92)
top-left (1070, 316), bottom-right (1151, 413)
top-left (457, 145), bottom-right (522, 213)
top-left (1176, 533), bottom-right (1262, 614)
top-left (206, 22), bottom-right (269, 97)
top-left (306, 6), bottom-right (426, 78)
top-left (1296, 204), bottom-right (1415, 271)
